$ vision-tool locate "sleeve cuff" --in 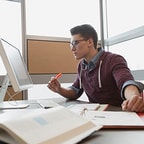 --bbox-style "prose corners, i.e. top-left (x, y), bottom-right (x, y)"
top-left (69, 86), bottom-right (84, 97)
top-left (69, 86), bottom-right (80, 95)
top-left (121, 80), bottom-right (144, 100)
